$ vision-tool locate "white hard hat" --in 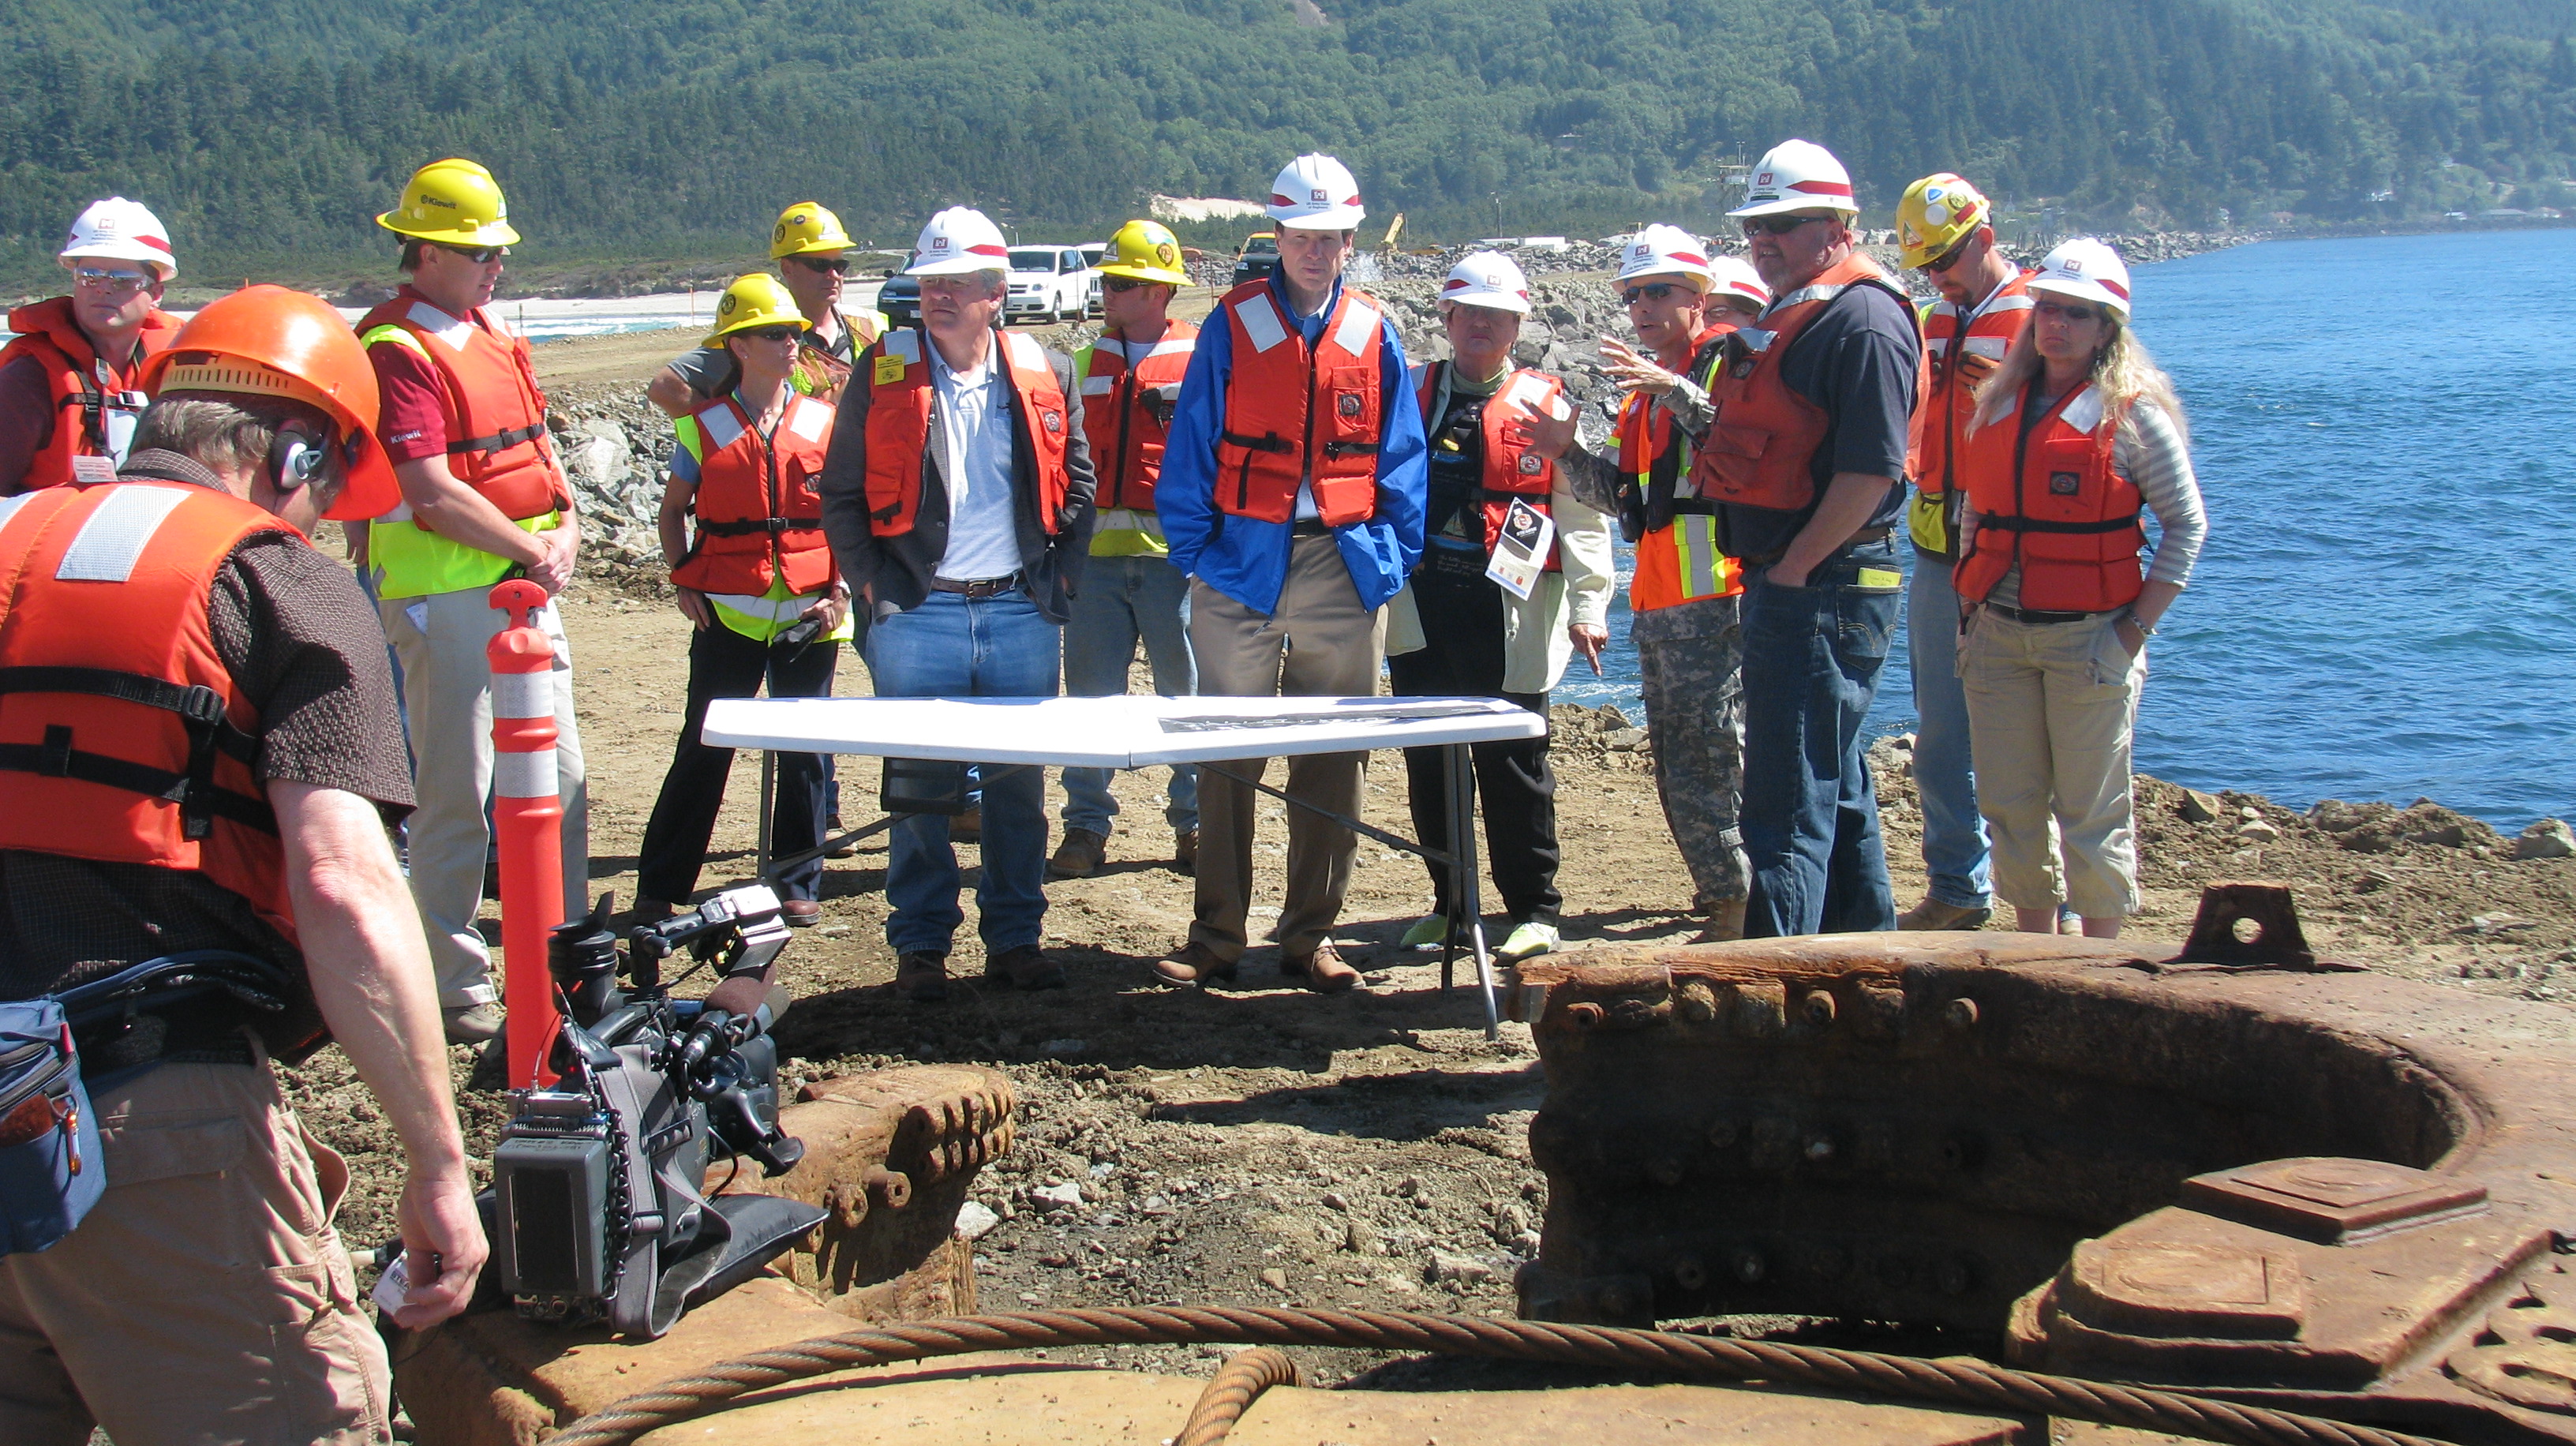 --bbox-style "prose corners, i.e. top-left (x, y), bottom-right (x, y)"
top-left (1730, 140), bottom-right (1860, 218)
top-left (2027, 238), bottom-right (2133, 320)
top-left (1706, 257), bottom-right (1771, 310)
top-left (1440, 251), bottom-right (1532, 314)
top-left (60, 197), bottom-right (176, 280)
top-left (1265, 154), bottom-right (1365, 231)
top-left (908, 206), bottom-right (1011, 276)
top-left (1616, 224), bottom-right (1714, 287)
